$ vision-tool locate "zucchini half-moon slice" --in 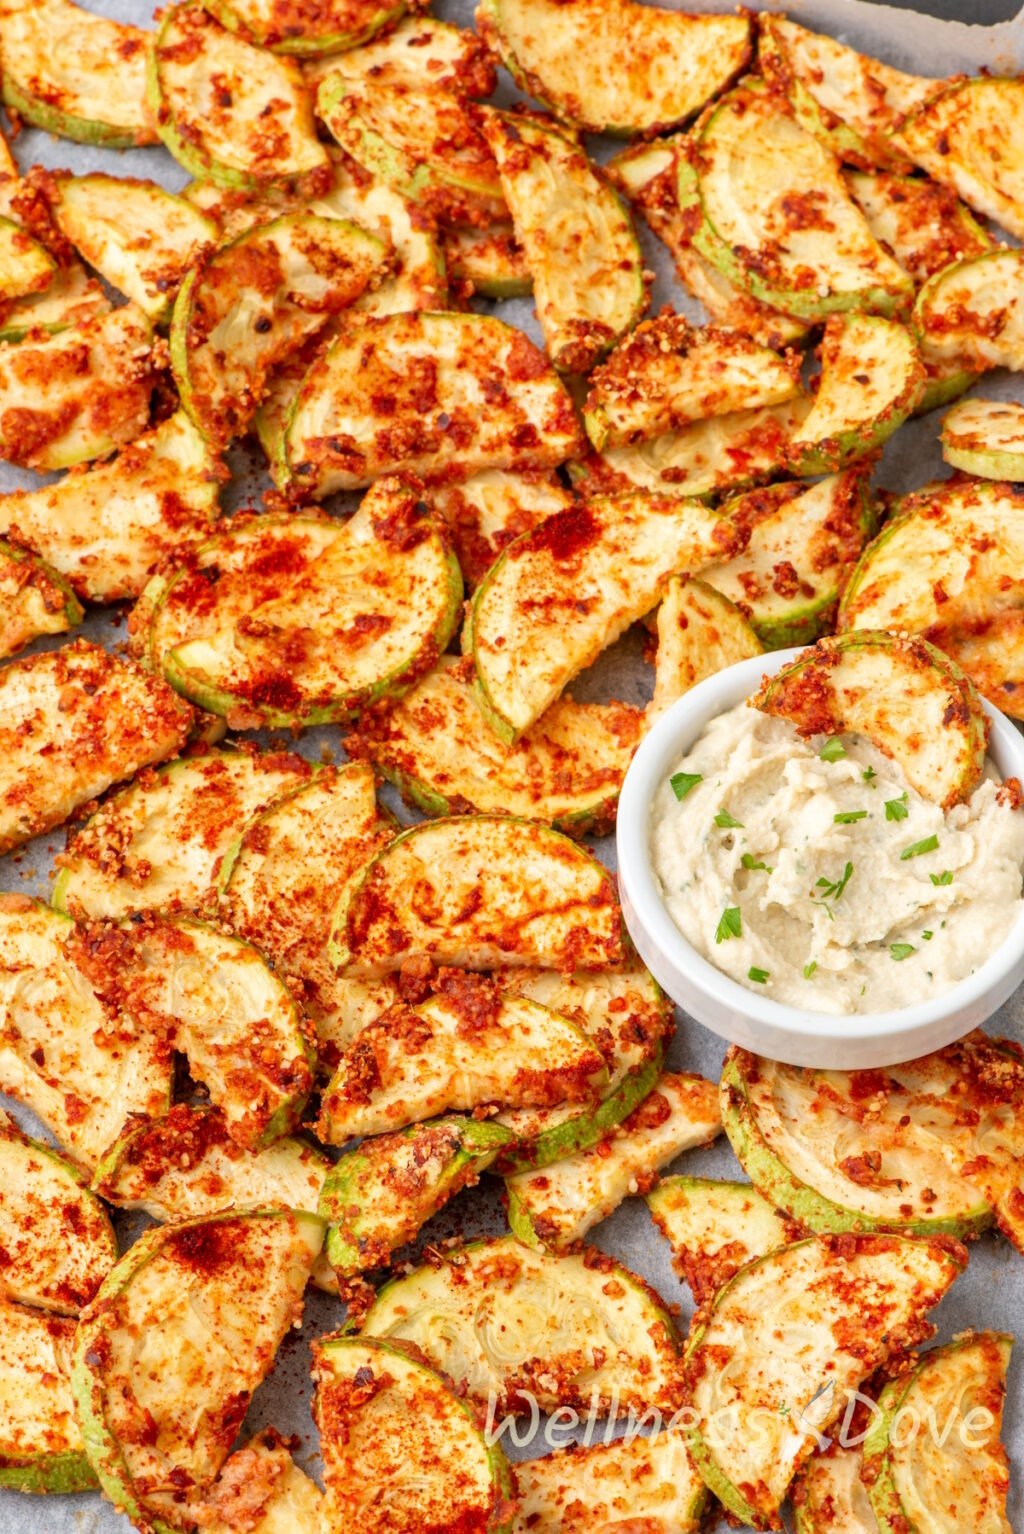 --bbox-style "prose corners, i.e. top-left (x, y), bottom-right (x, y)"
top-left (72, 1208), bottom-right (325, 1532)
top-left (679, 79), bottom-right (913, 323)
top-left (897, 76), bottom-right (1024, 242)
top-left (0, 1297), bottom-right (97, 1494)
top-left (863, 1332), bottom-right (1013, 1534)
top-left (513, 1429), bottom-right (708, 1531)
top-left (206, 0), bottom-right (407, 55)
top-left (844, 168), bottom-right (993, 287)
top-left (430, 468), bottom-right (573, 589)
top-left (303, 16), bottom-right (496, 96)
top-left (684, 1234), bottom-right (965, 1529)
top-left (649, 576), bottom-right (762, 722)
top-left (914, 249), bottom-right (1024, 373)
top-left (646, 1175), bottom-right (801, 1306)
top-left (0, 259), bottom-right (111, 346)
top-left (315, 1336), bottom-right (514, 1532)
top-left (753, 631), bottom-right (989, 810)
top-left (0, 539), bottom-right (82, 662)
top-left (358, 1233), bottom-right (684, 1415)
top-left (793, 1438), bottom-right (883, 1534)
top-left (442, 221), bottom-right (532, 300)
top-left (196, 1430), bottom-right (325, 1532)
top-left (329, 814), bottom-right (624, 976)
top-left (941, 398), bottom-right (1024, 480)
top-left (0, 214), bottom-right (56, 303)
